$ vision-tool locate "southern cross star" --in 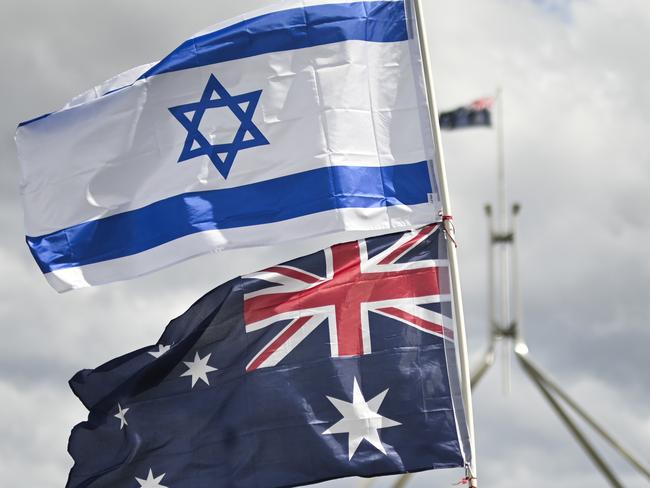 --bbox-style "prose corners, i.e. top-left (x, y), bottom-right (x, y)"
top-left (323, 378), bottom-right (401, 460)
top-left (148, 344), bottom-right (171, 358)
top-left (168, 73), bottom-right (269, 179)
top-left (135, 469), bottom-right (168, 488)
top-left (181, 352), bottom-right (217, 388)
top-left (114, 403), bottom-right (129, 430)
